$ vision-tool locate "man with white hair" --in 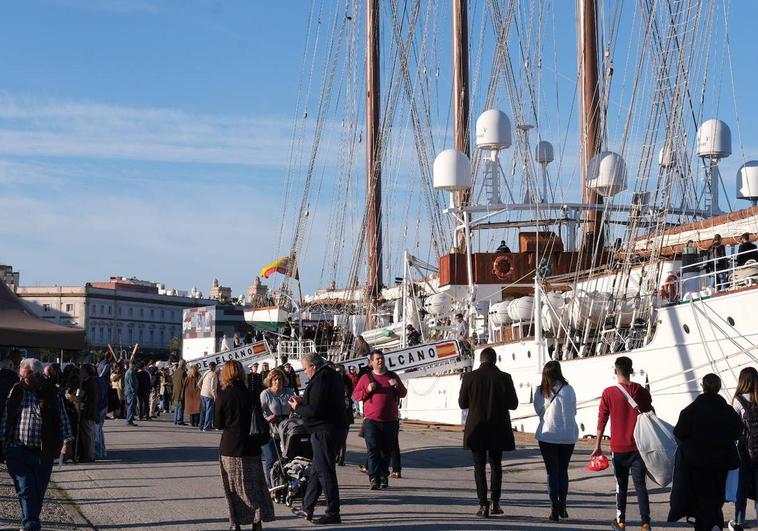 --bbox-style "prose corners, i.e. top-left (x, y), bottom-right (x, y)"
top-left (288, 352), bottom-right (344, 525)
top-left (1, 358), bottom-right (73, 531)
